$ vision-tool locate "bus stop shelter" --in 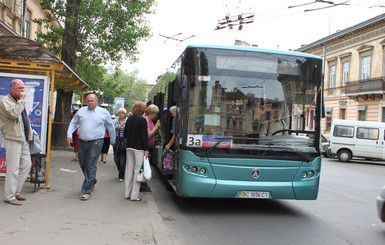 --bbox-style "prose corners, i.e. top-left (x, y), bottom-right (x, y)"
top-left (0, 36), bottom-right (89, 187)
